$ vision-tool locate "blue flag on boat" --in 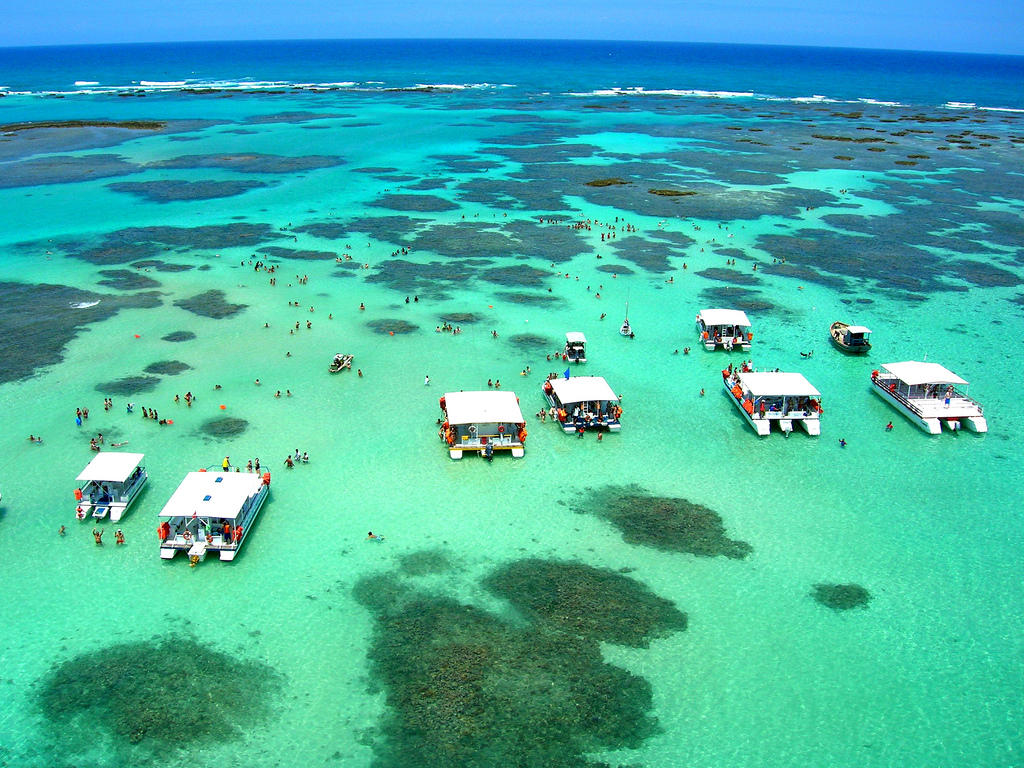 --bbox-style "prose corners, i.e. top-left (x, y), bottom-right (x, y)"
top-left (563, 368), bottom-right (570, 379)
